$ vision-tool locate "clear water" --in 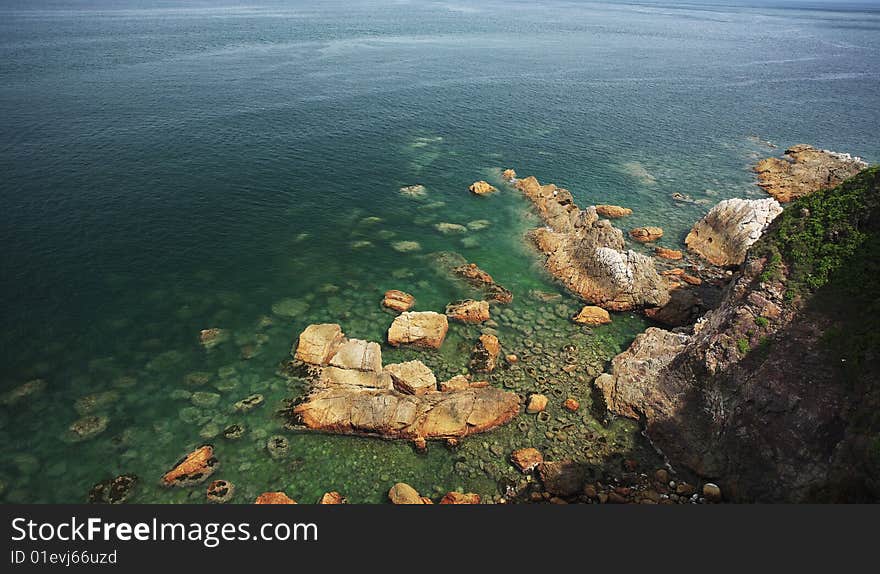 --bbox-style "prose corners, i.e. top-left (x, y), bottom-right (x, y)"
top-left (1, 0), bottom-right (878, 503)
